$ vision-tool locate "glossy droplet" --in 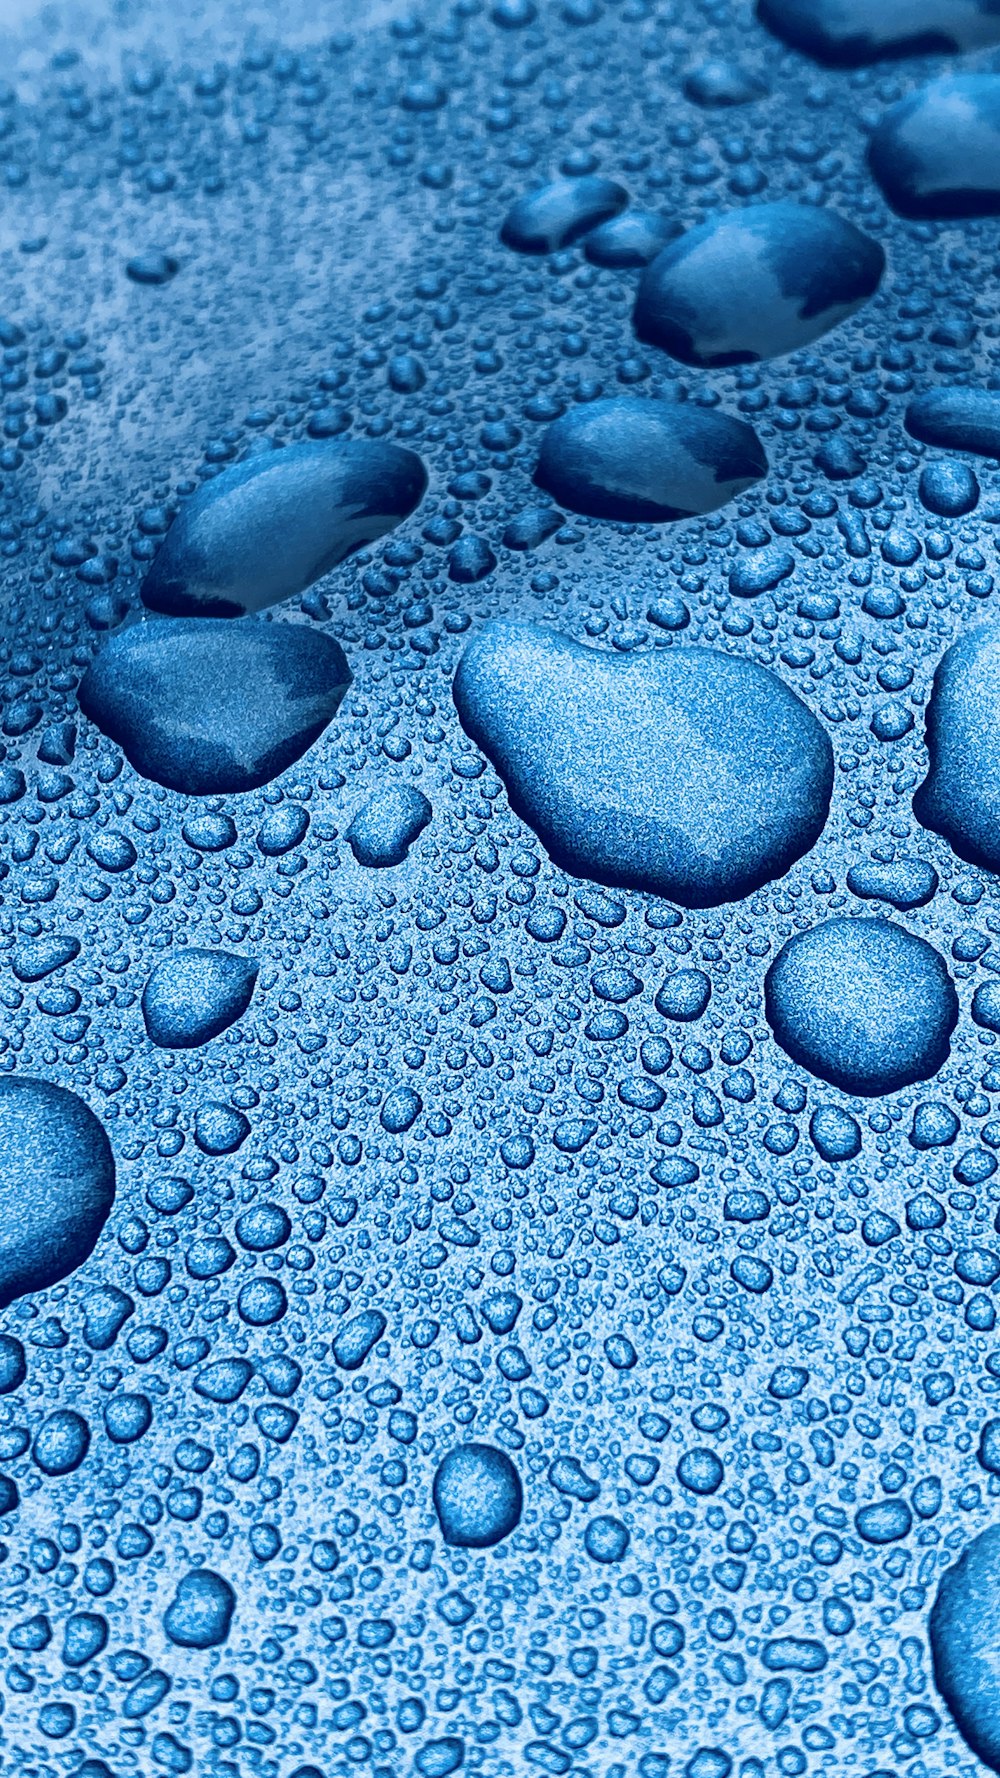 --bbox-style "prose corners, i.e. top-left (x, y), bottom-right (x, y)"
top-left (500, 176), bottom-right (628, 253)
top-left (758, 0), bottom-right (1000, 63)
top-left (906, 387), bottom-right (1000, 459)
top-left (931, 1525), bottom-right (1000, 1771)
top-left (915, 626), bottom-right (1000, 874)
top-left (142, 948), bottom-right (258, 1048)
top-left (869, 75), bottom-right (1000, 219)
top-left (0, 1080), bottom-right (115, 1311)
top-left (433, 1443), bottom-right (523, 1547)
top-left (634, 203), bottom-right (884, 367)
top-left (346, 785), bottom-right (432, 868)
top-left (163, 1569), bottom-right (236, 1648)
top-left (141, 441), bottom-right (427, 616)
top-left (534, 398), bottom-right (767, 521)
top-left (765, 917), bottom-right (957, 1095)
